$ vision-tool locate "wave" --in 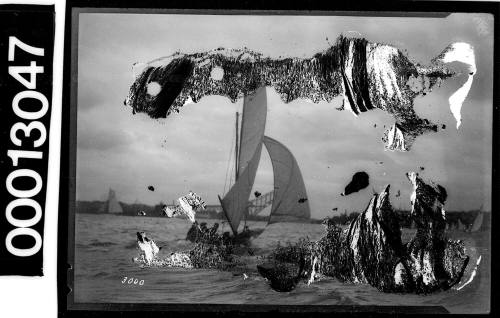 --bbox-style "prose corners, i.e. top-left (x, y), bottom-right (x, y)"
top-left (88, 241), bottom-right (118, 247)
top-left (92, 271), bottom-right (110, 278)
